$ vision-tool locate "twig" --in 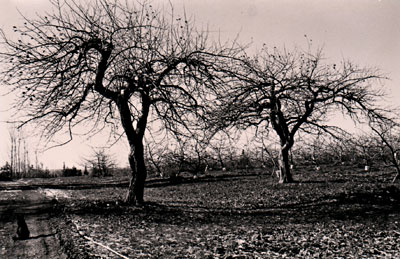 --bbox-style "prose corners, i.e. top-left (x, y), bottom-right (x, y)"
top-left (83, 236), bottom-right (130, 259)
top-left (392, 172), bottom-right (399, 183)
top-left (70, 219), bottom-right (129, 259)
